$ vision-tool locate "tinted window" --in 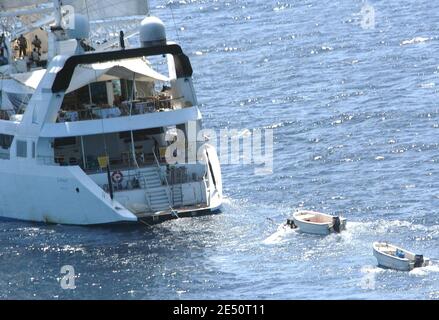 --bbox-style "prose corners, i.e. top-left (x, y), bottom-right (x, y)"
top-left (119, 128), bottom-right (164, 141)
top-left (16, 140), bottom-right (27, 158)
top-left (0, 134), bottom-right (13, 149)
top-left (54, 137), bottom-right (77, 148)
top-left (90, 82), bottom-right (108, 105)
